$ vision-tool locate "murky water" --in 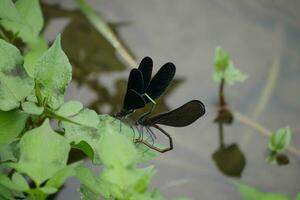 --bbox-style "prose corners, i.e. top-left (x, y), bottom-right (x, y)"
top-left (42, 0), bottom-right (300, 199)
